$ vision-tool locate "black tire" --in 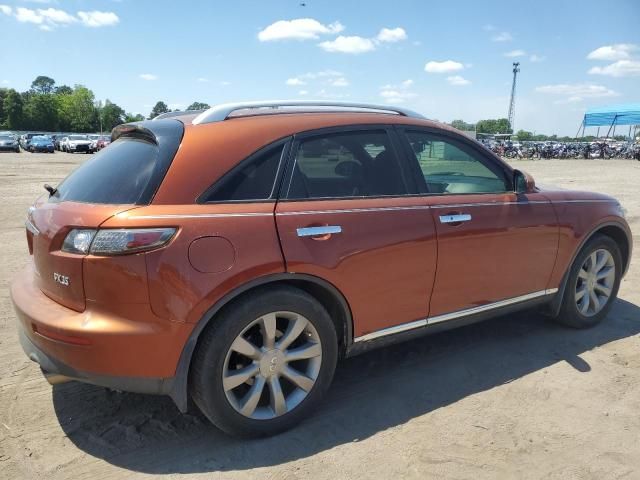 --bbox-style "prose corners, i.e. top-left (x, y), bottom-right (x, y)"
top-left (190, 285), bottom-right (338, 437)
top-left (554, 234), bottom-right (622, 328)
